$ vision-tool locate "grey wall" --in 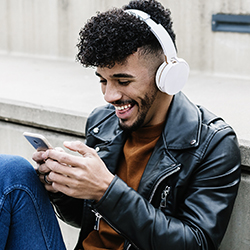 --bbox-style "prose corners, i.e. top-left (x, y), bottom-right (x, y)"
top-left (1, 0), bottom-right (250, 78)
